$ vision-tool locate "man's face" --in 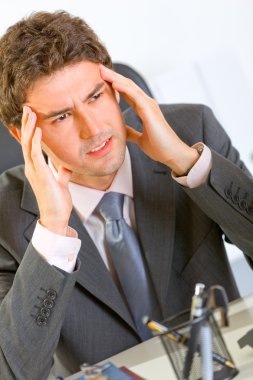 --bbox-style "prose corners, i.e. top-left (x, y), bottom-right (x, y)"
top-left (24, 61), bottom-right (127, 189)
